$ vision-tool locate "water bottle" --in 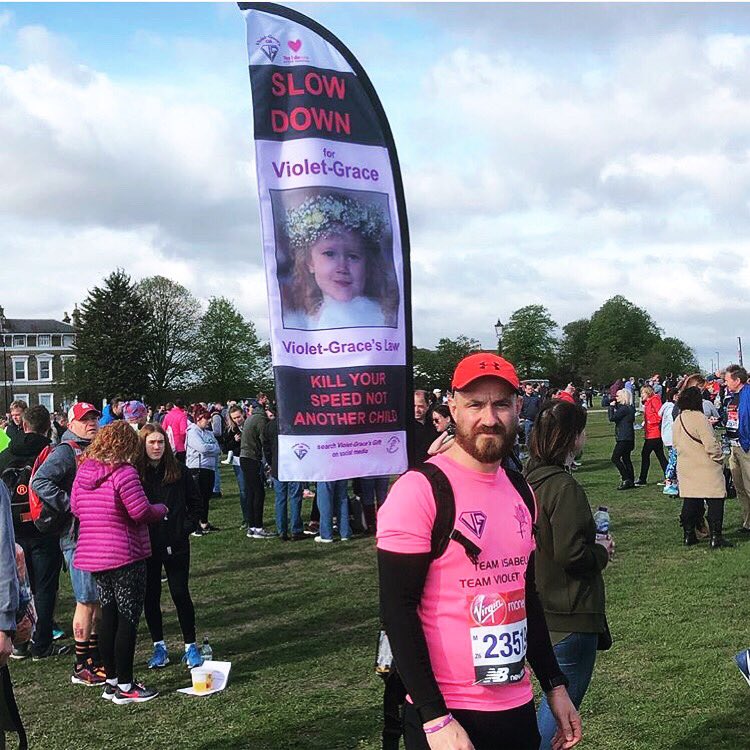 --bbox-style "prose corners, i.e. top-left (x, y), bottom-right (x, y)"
top-left (593, 506), bottom-right (610, 539)
top-left (200, 637), bottom-right (213, 661)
